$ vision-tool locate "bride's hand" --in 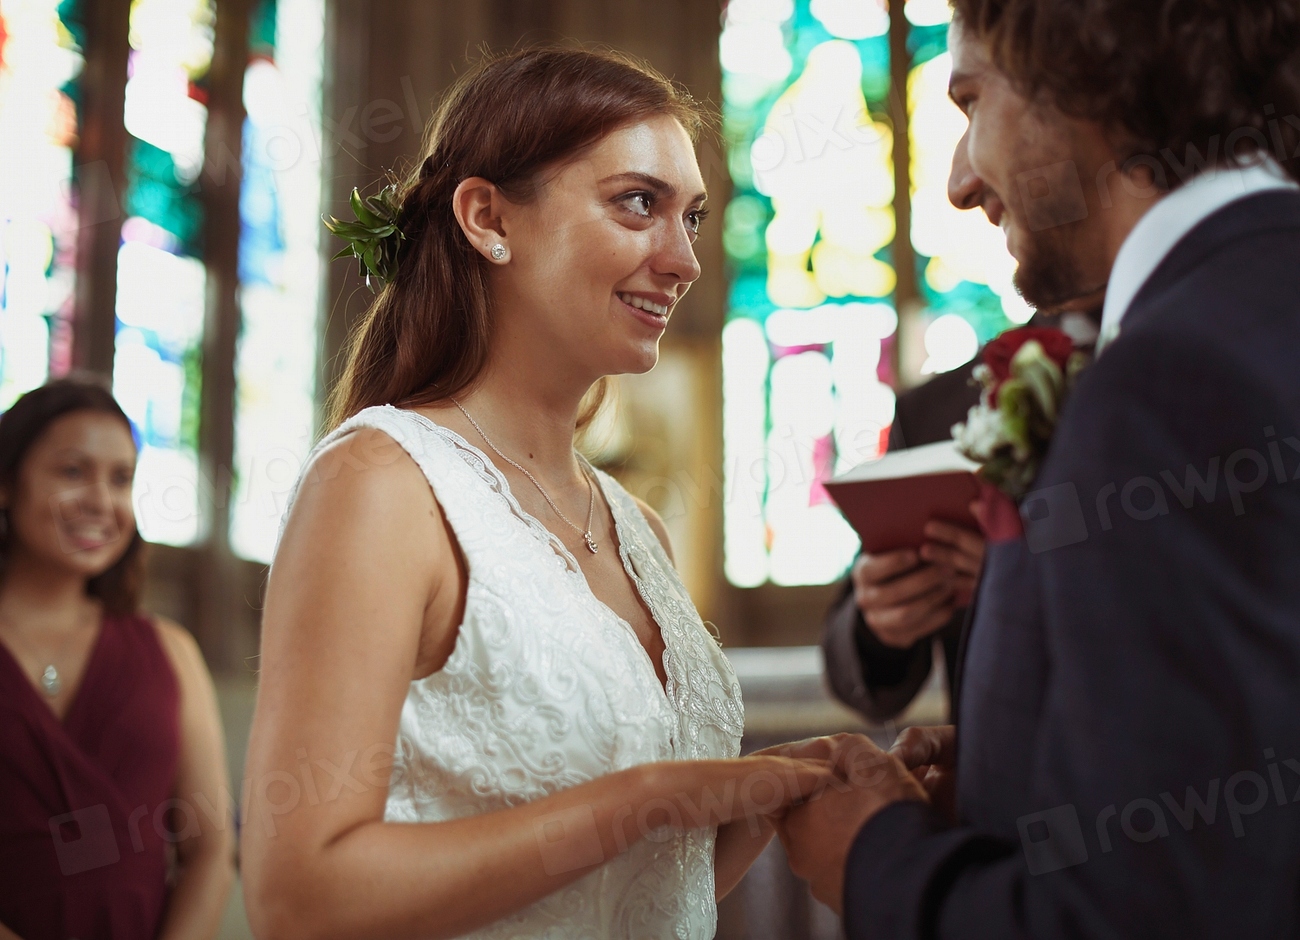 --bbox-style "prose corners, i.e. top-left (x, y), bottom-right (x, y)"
top-left (704, 755), bottom-right (838, 901)
top-left (753, 732), bottom-right (880, 780)
top-left (641, 755), bottom-right (839, 831)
